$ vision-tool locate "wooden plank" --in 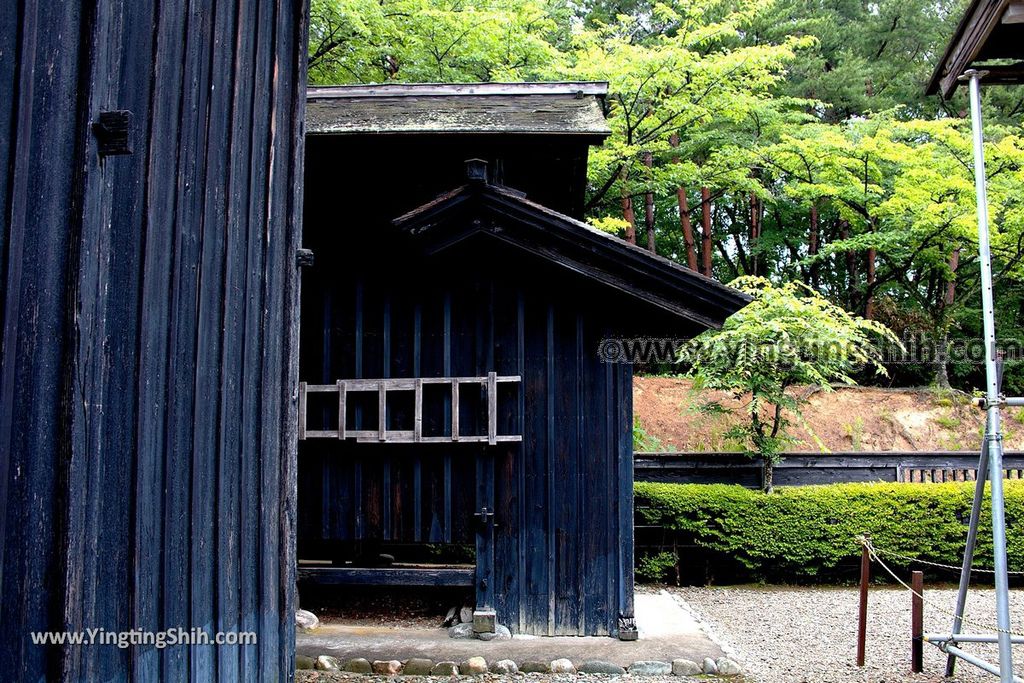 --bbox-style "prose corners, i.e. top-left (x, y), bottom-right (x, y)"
top-left (633, 451), bottom-right (1024, 487)
top-left (298, 566), bottom-right (475, 586)
top-left (451, 378), bottom-right (460, 441)
top-left (338, 380), bottom-right (346, 439)
top-left (298, 382), bottom-right (307, 439)
top-left (378, 380), bottom-right (387, 441)
top-left (414, 378), bottom-right (423, 442)
top-left (488, 371), bottom-right (498, 445)
top-left (307, 81), bottom-right (610, 98)
top-left (303, 375), bottom-right (520, 392)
